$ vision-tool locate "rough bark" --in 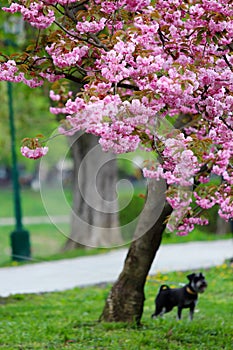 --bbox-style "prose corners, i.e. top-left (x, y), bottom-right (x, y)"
top-left (100, 178), bottom-right (172, 324)
top-left (64, 132), bottom-right (122, 250)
